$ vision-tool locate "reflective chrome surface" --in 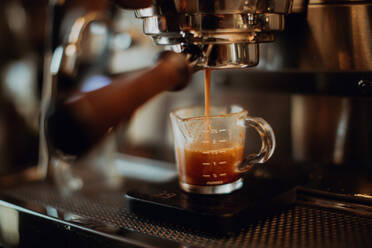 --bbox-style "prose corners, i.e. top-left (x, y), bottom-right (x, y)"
top-left (258, 1), bottom-right (372, 71)
top-left (195, 43), bottom-right (259, 68)
top-left (291, 95), bottom-right (351, 165)
top-left (136, 0), bottom-right (293, 69)
top-left (136, 0), bottom-right (372, 71)
top-left (51, 12), bottom-right (109, 78)
top-left (172, 0), bottom-right (293, 14)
